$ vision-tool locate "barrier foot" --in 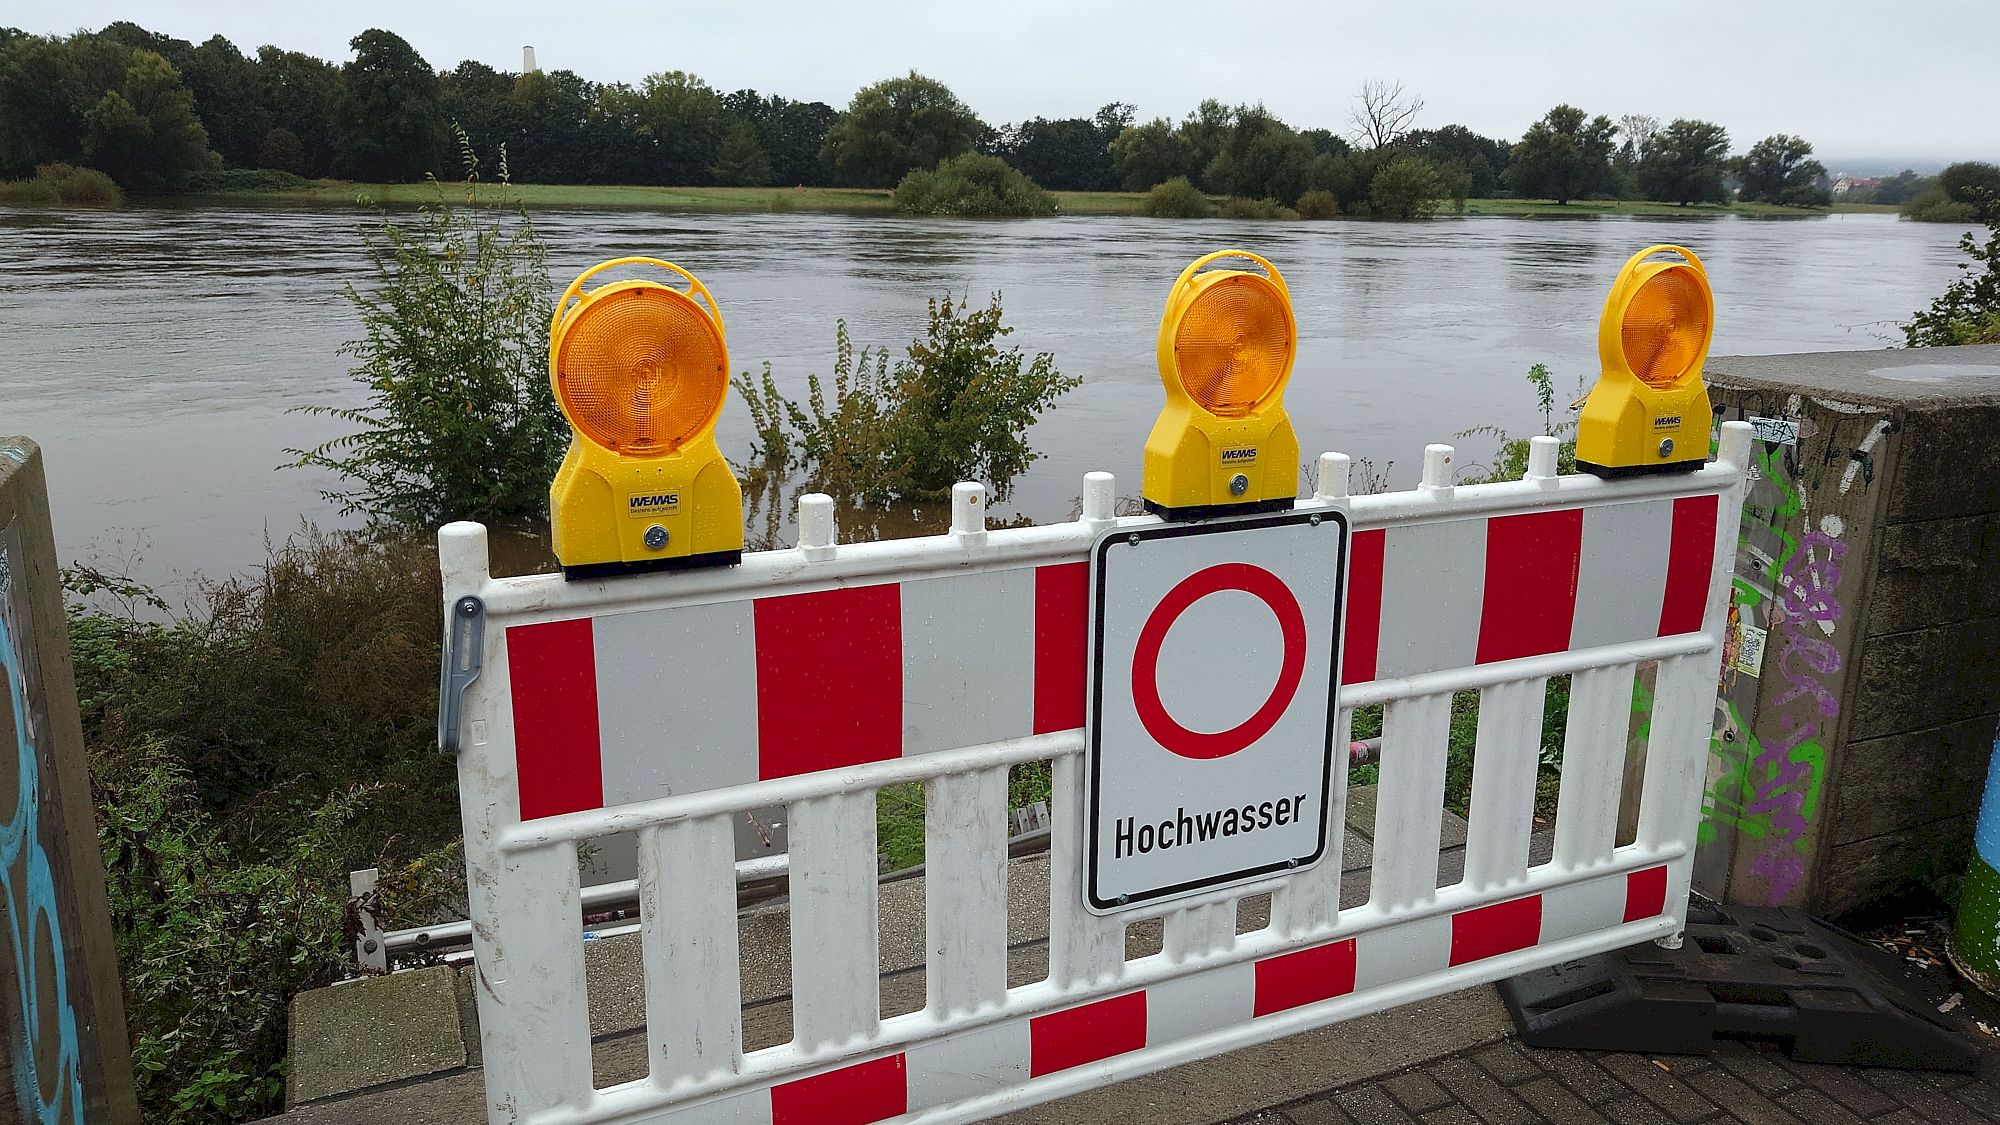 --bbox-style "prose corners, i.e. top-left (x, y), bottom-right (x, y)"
top-left (1499, 900), bottom-right (1978, 1072)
